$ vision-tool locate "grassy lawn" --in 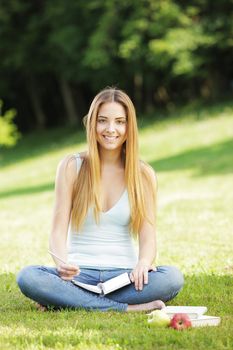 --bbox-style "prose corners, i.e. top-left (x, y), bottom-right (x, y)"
top-left (0, 101), bottom-right (233, 349)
